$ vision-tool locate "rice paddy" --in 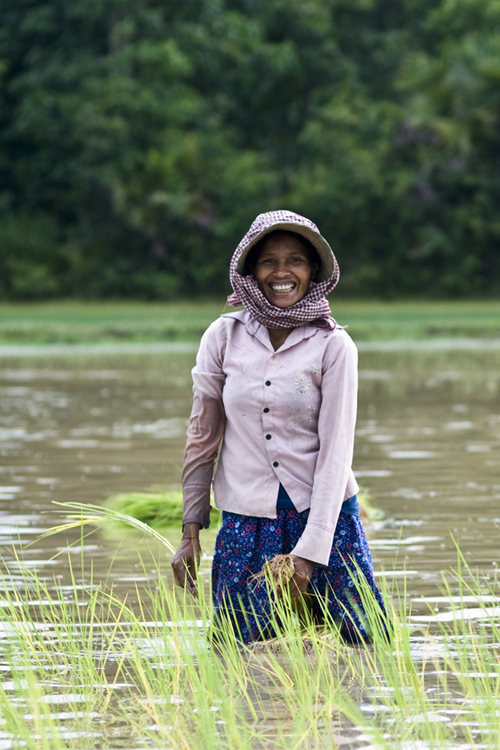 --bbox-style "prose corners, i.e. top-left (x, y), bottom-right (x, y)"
top-left (1, 340), bottom-right (499, 748)
top-left (1, 529), bottom-right (499, 749)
